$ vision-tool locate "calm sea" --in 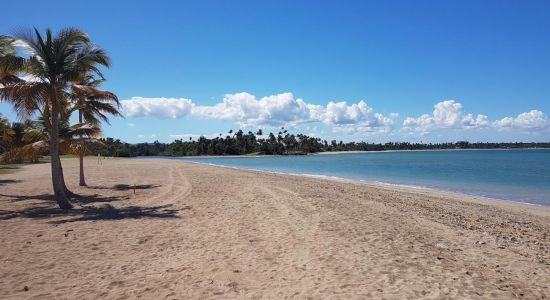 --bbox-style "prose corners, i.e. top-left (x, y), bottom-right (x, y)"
top-left (160, 149), bottom-right (550, 206)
